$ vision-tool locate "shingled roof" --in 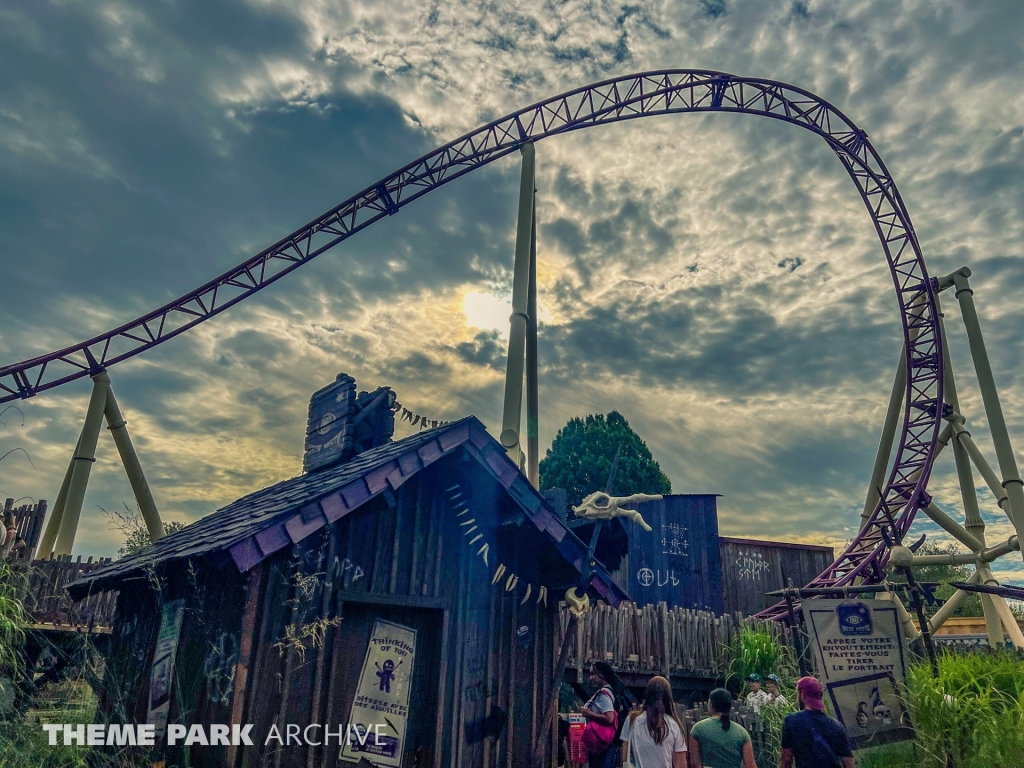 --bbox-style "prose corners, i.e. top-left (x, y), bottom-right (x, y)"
top-left (69, 416), bottom-right (627, 605)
